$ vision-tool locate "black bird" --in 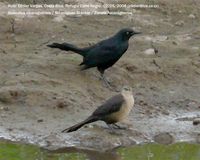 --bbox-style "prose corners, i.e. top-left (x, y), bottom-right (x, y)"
top-left (62, 86), bottom-right (134, 133)
top-left (47, 28), bottom-right (141, 88)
